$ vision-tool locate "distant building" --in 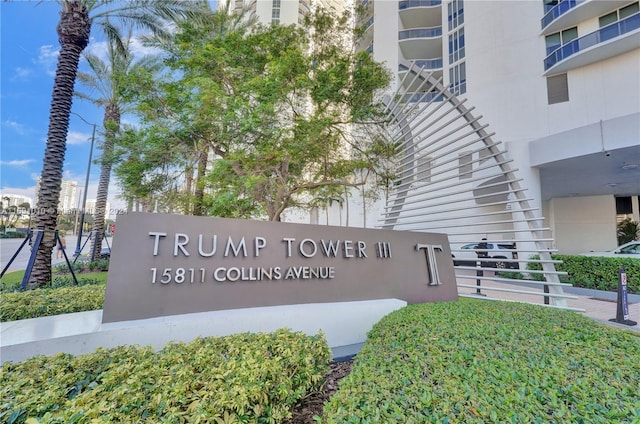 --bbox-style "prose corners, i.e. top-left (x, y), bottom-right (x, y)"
top-left (84, 199), bottom-right (111, 218)
top-left (34, 178), bottom-right (79, 213)
top-left (0, 194), bottom-right (32, 208)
